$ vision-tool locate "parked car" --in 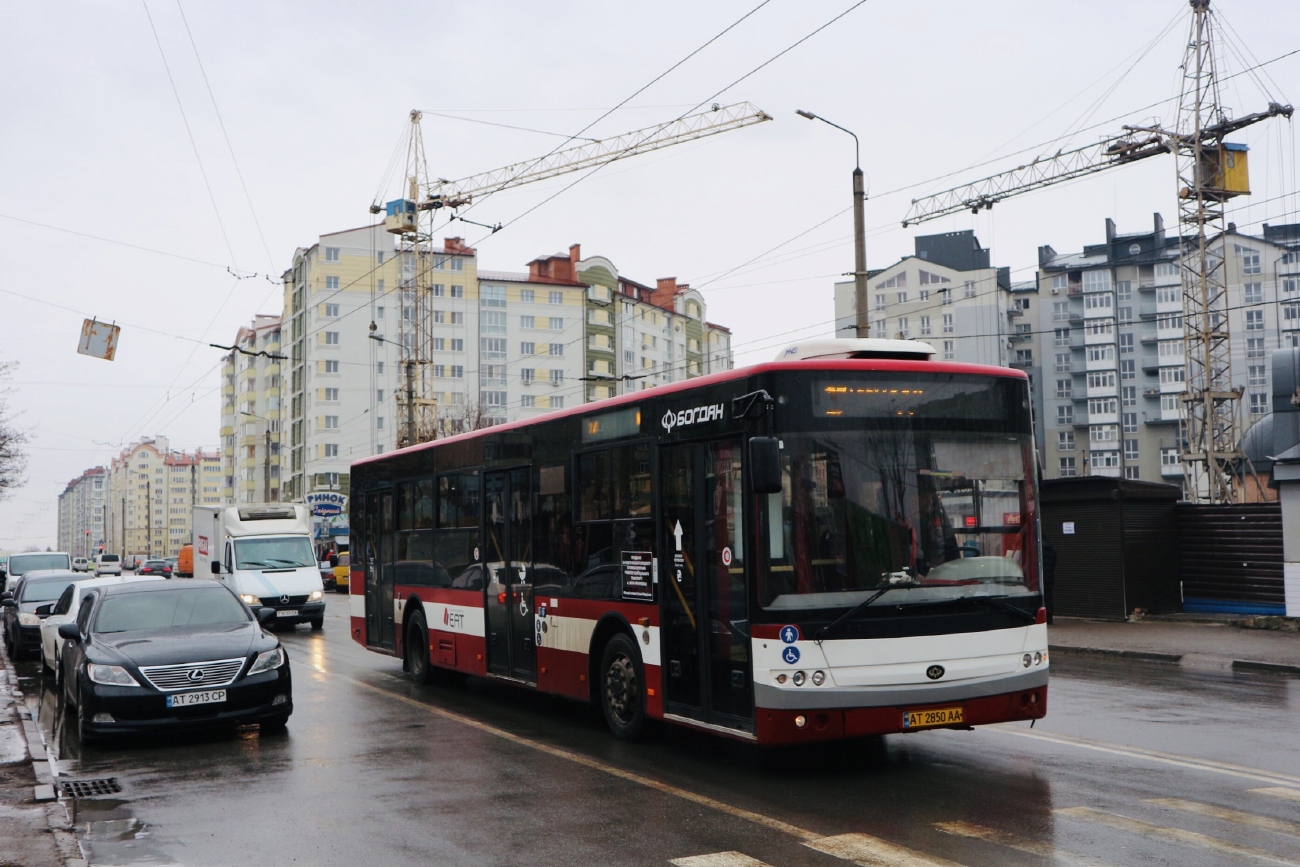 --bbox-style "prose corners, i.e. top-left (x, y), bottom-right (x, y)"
top-left (138, 560), bottom-right (173, 579)
top-left (94, 554), bottom-right (122, 576)
top-left (72, 558), bottom-right (91, 573)
top-left (57, 579), bottom-right (293, 741)
top-left (332, 552), bottom-right (350, 594)
top-left (38, 575), bottom-right (166, 676)
top-left (2, 570), bottom-right (80, 660)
